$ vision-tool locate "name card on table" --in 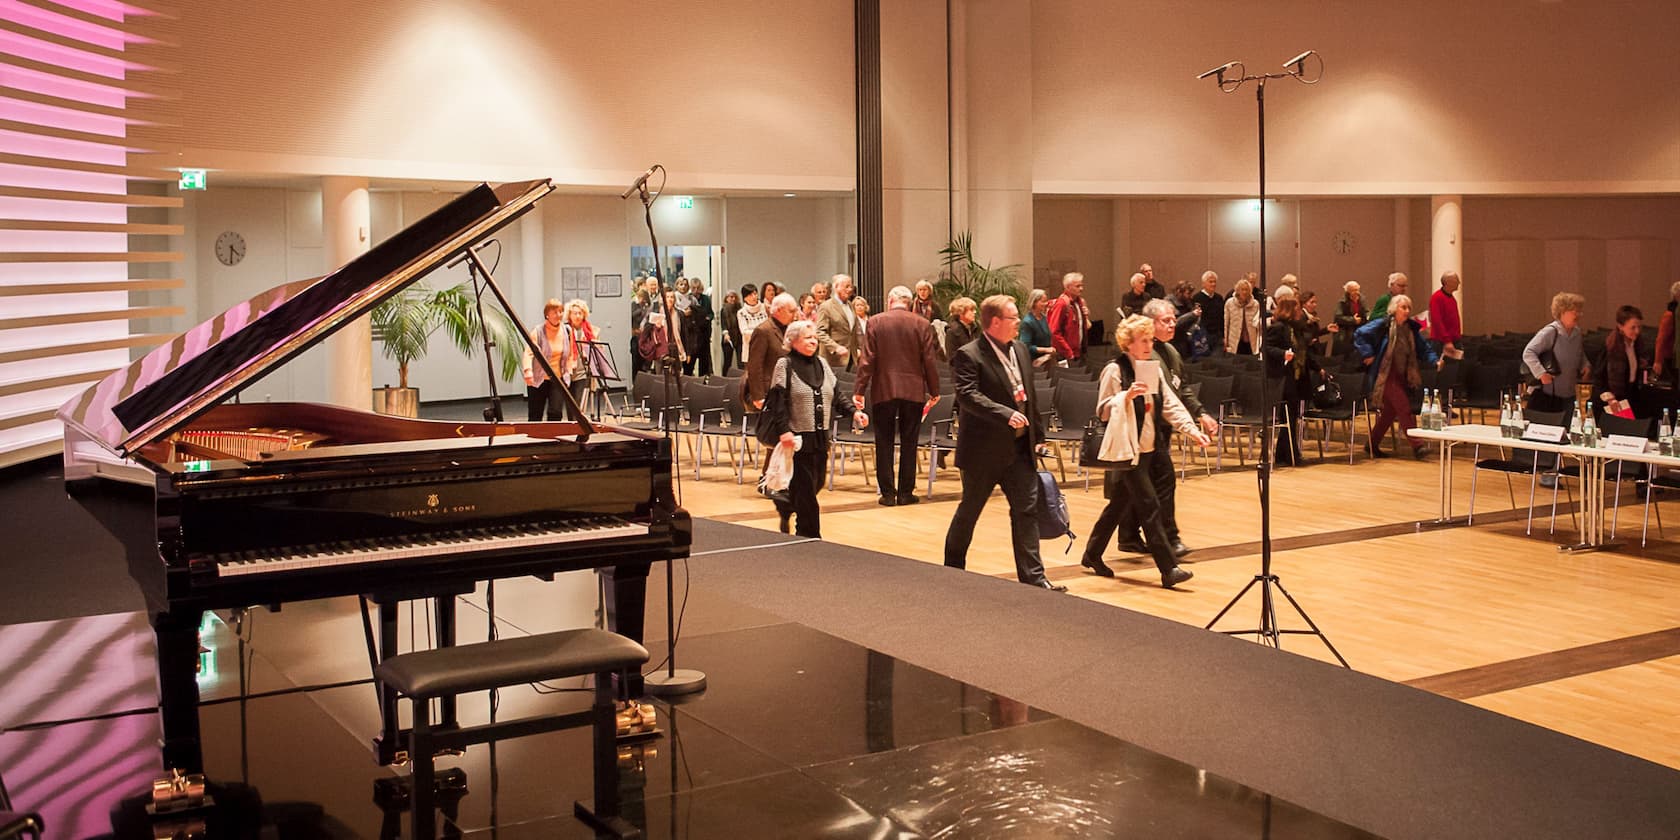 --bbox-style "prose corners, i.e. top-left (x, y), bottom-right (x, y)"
top-left (1604, 435), bottom-right (1651, 455)
top-left (1522, 424), bottom-right (1567, 443)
